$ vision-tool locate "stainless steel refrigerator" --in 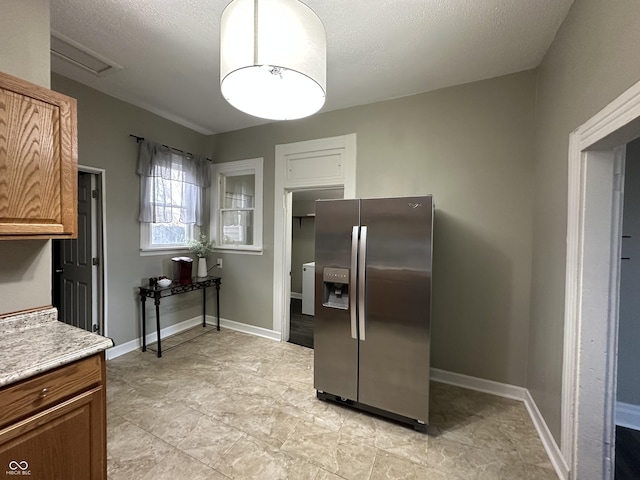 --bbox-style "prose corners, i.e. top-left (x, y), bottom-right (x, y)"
top-left (314, 196), bottom-right (433, 432)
